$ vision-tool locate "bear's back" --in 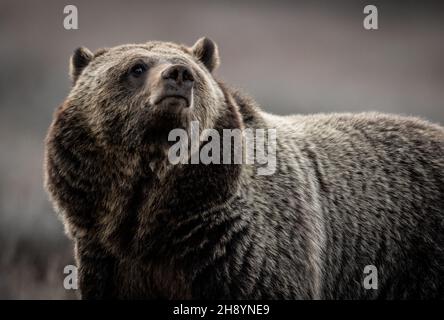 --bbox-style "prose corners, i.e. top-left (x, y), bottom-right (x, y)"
top-left (262, 112), bottom-right (444, 298)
